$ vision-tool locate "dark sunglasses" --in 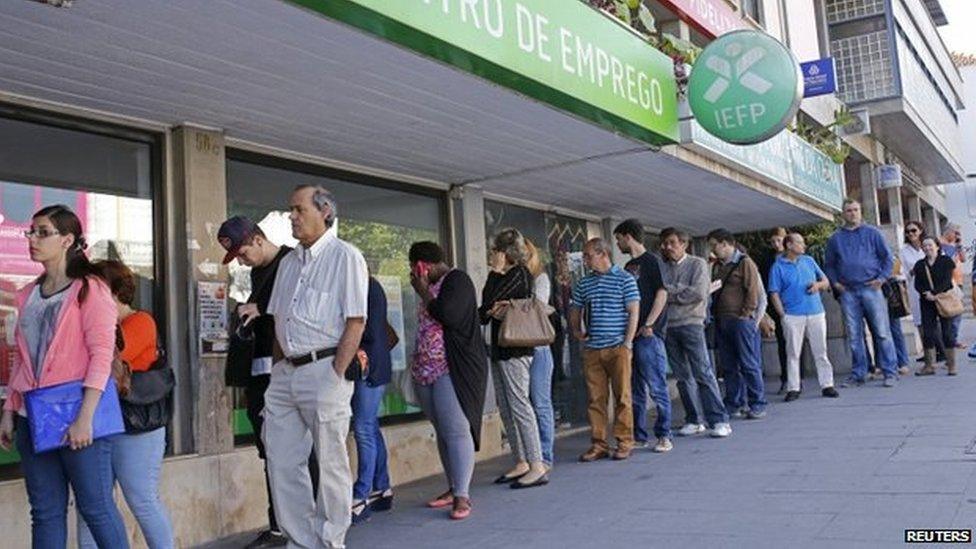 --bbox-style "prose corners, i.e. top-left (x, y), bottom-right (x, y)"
top-left (906, 228), bottom-right (920, 234)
